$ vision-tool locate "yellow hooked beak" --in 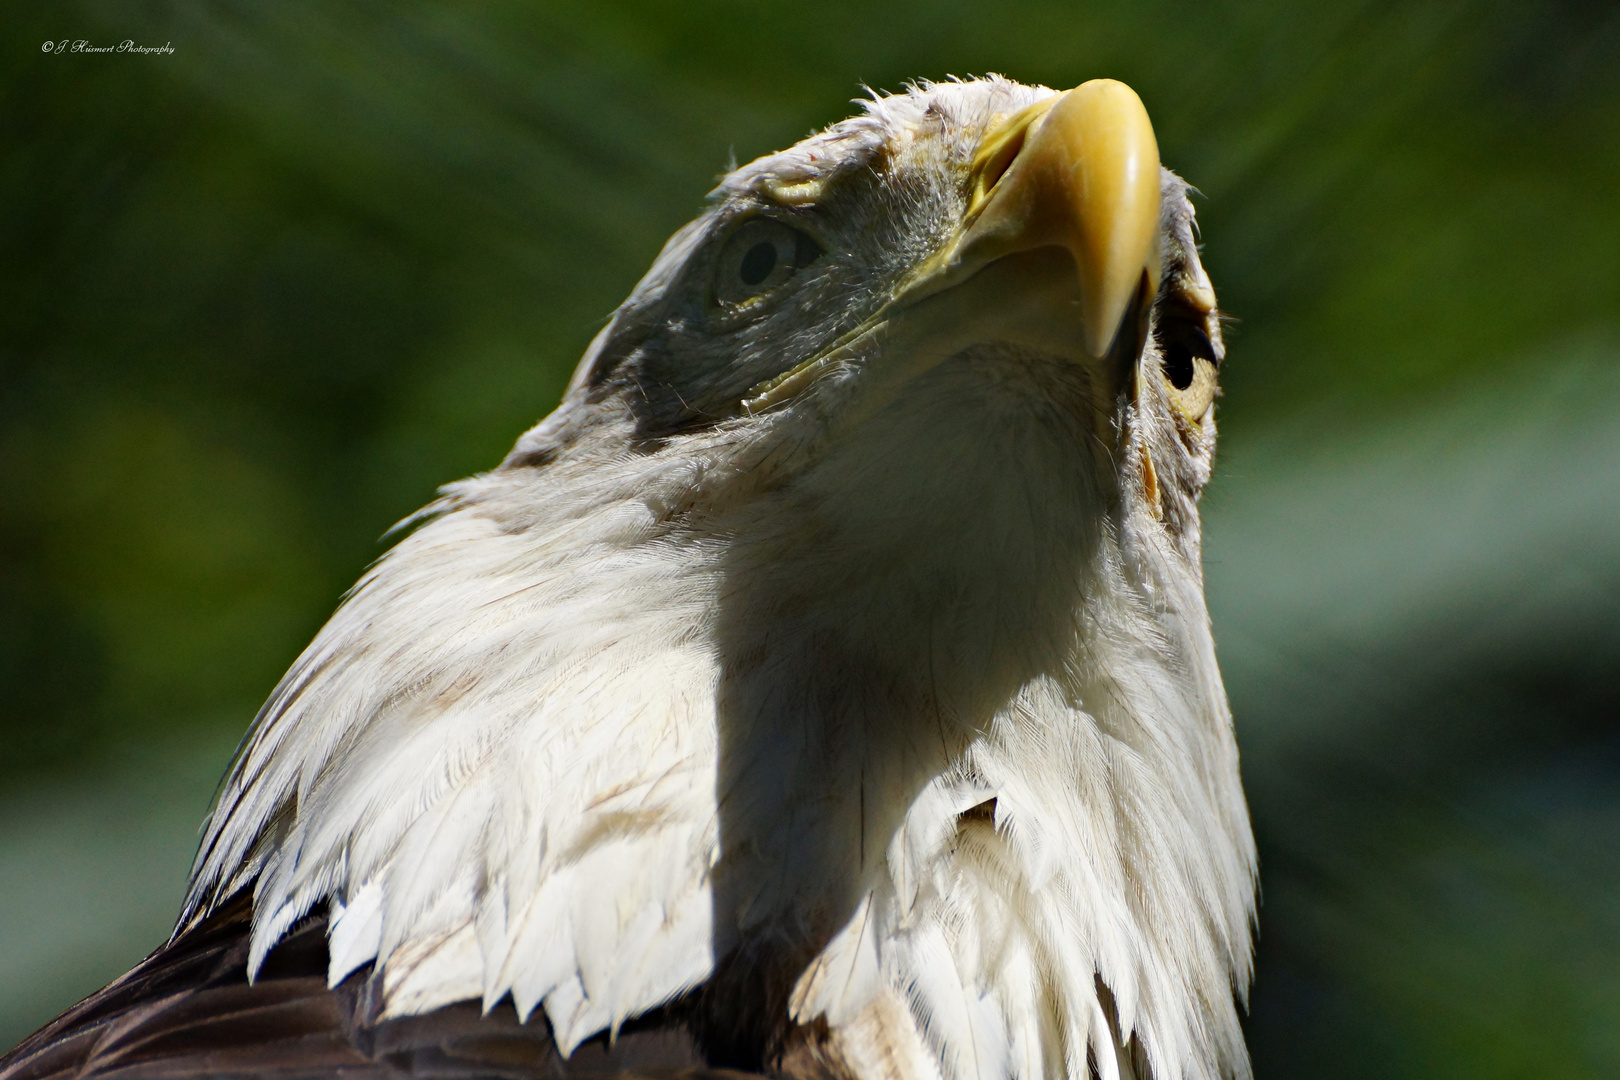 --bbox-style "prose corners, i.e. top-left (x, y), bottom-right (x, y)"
top-left (744, 79), bottom-right (1164, 416)
top-left (953, 79), bottom-right (1163, 359)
